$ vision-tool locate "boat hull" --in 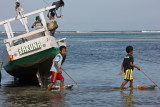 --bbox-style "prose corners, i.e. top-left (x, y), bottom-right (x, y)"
top-left (3, 47), bottom-right (61, 81)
